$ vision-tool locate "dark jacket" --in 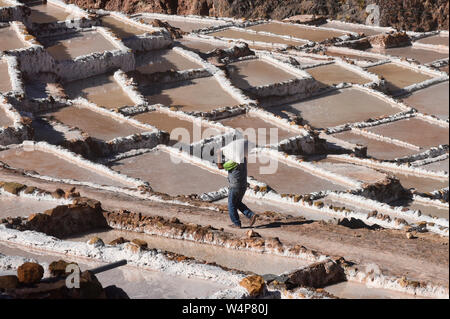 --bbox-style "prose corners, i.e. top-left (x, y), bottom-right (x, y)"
top-left (227, 158), bottom-right (247, 189)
